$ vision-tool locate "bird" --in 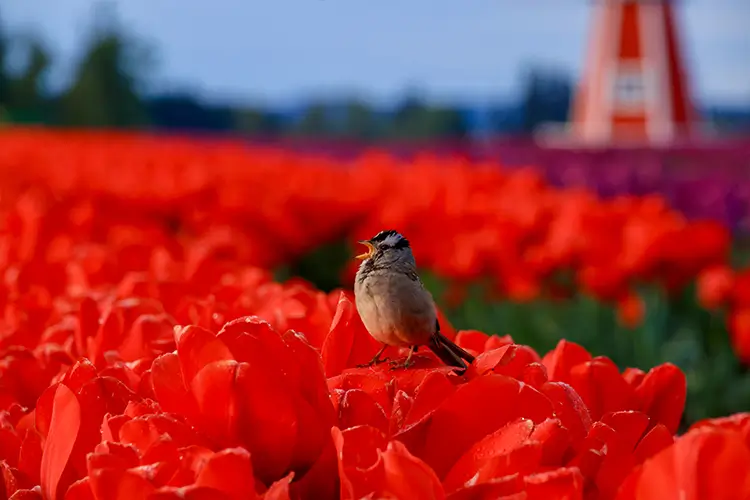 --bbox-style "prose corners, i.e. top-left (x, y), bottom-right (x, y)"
top-left (353, 229), bottom-right (476, 374)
